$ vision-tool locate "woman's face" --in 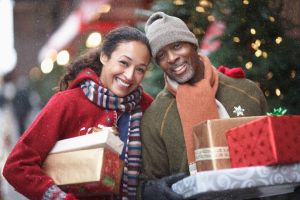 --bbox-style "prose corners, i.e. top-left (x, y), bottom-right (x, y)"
top-left (100, 41), bottom-right (150, 97)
